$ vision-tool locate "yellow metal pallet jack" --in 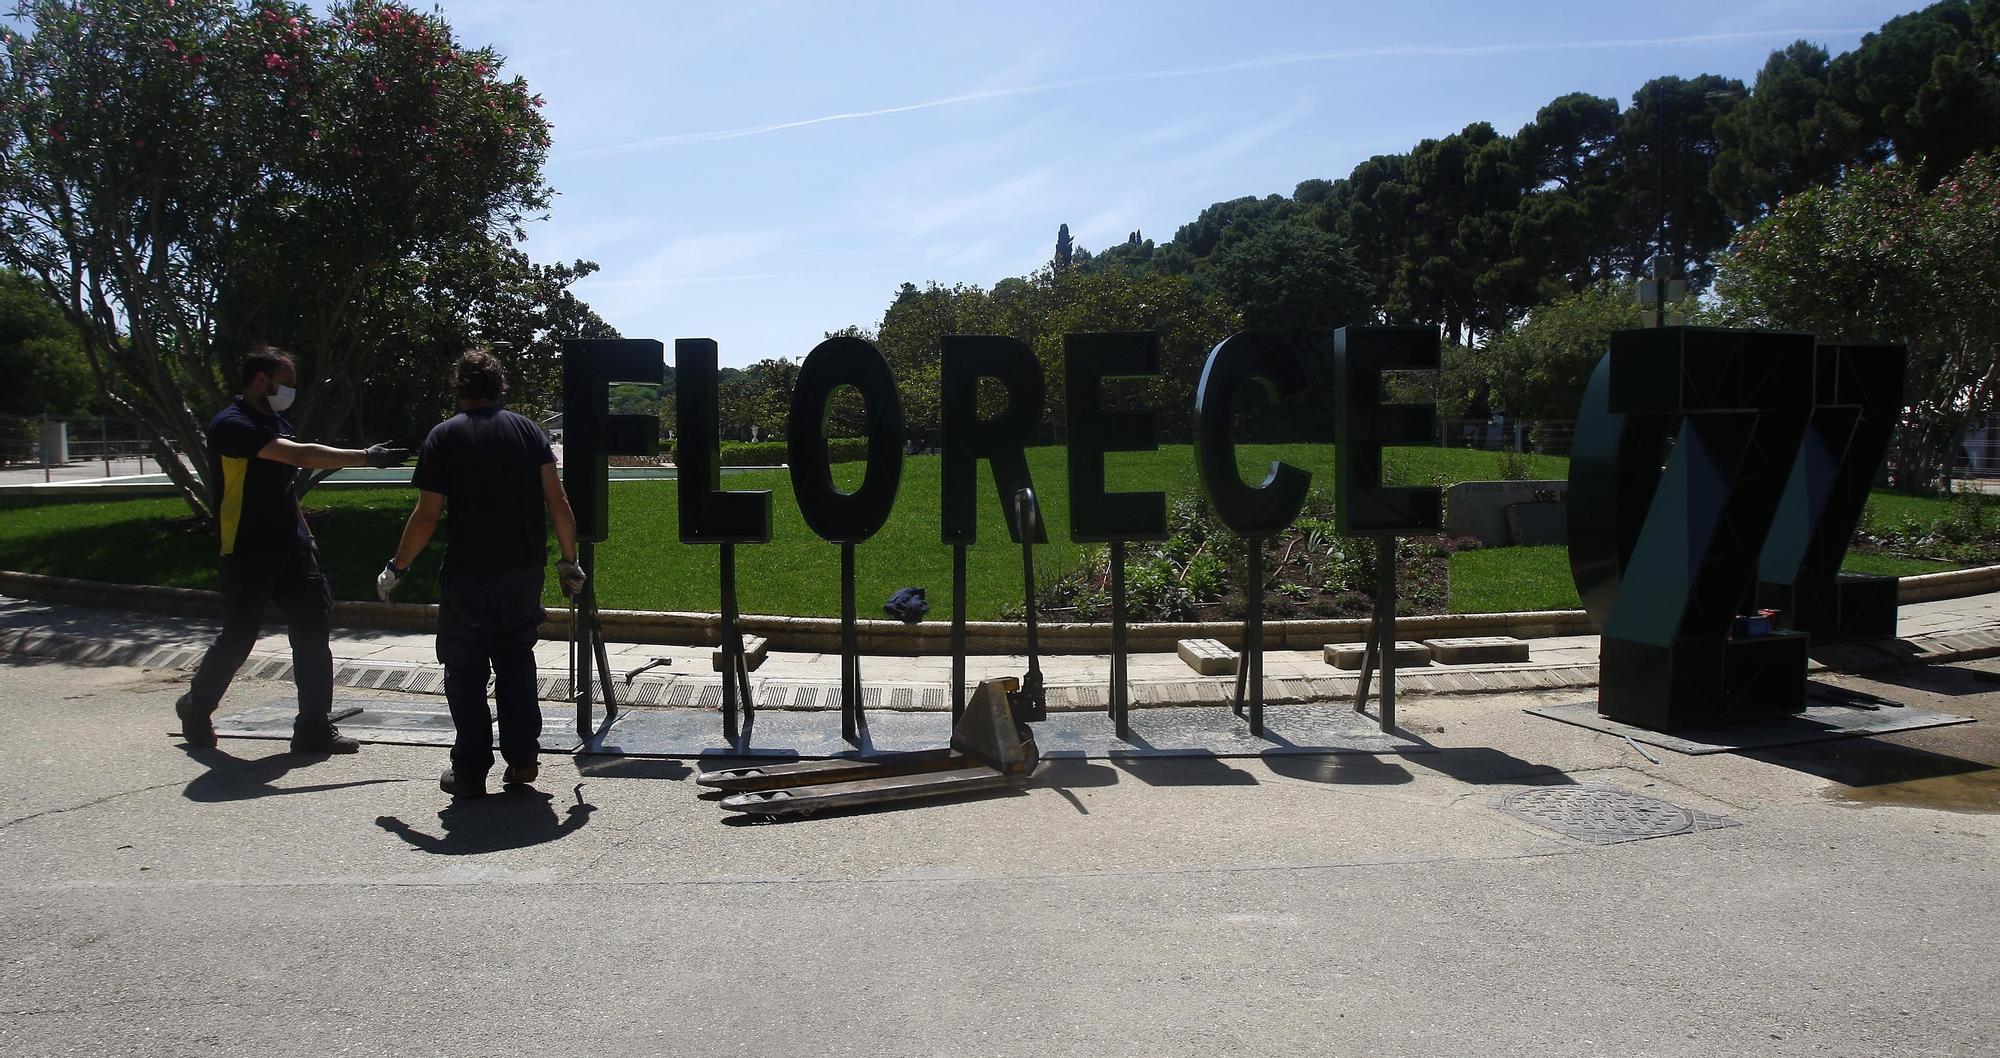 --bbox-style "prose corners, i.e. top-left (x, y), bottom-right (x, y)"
top-left (697, 676), bottom-right (1041, 817)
